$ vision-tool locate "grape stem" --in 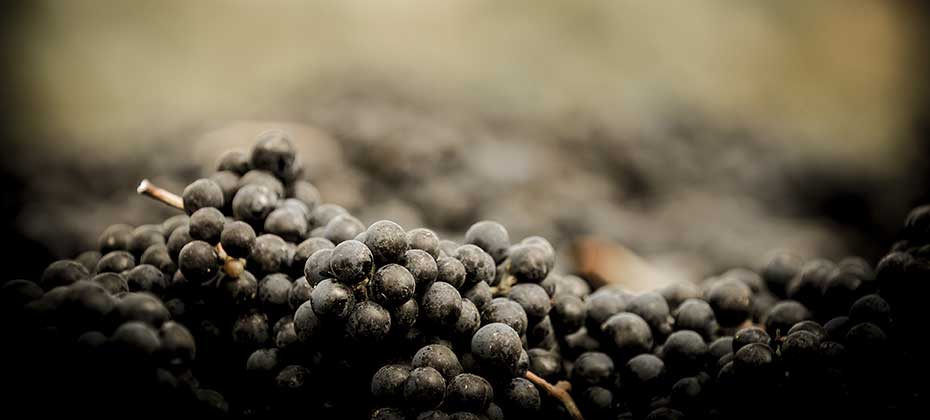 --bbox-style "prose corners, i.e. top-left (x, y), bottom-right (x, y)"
top-left (525, 371), bottom-right (585, 420)
top-left (137, 179), bottom-right (184, 210)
